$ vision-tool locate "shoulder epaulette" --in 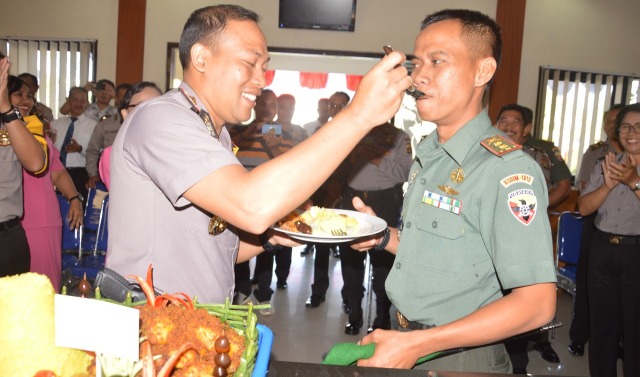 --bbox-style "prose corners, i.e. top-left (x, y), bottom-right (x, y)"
top-left (588, 141), bottom-right (605, 151)
top-left (481, 135), bottom-right (522, 157)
